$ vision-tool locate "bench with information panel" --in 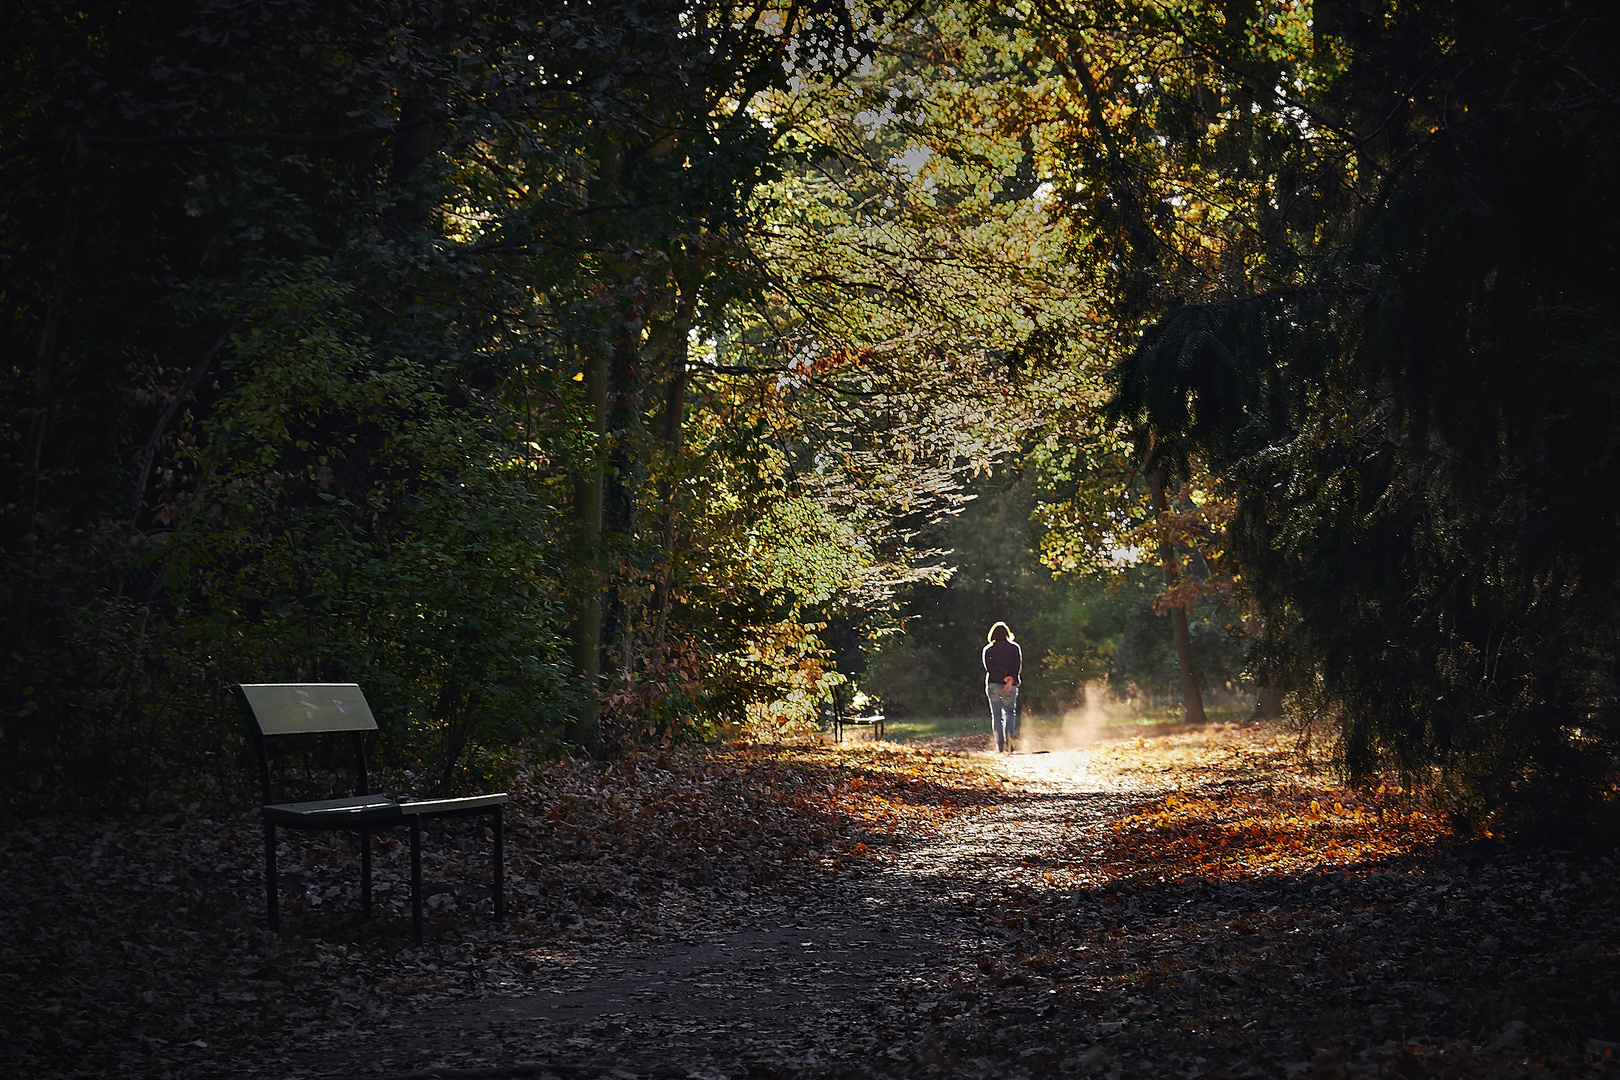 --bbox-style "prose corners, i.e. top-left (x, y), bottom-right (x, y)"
top-left (825, 683), bottom-right (885, 743)
top-left (234, 682), bottom-right (507, 944)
